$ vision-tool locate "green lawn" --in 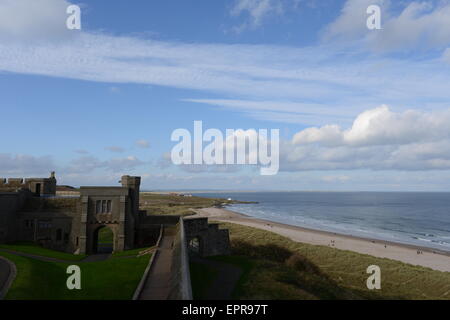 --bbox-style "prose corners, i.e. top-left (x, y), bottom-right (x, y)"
top-left (200, 222), bottom-right (450, 300)
top-left (98, 227), bottom-right (114, 244)
top-left (0, 251), bottom-right (150, 300)
top-left (0, 243), bottom-right (86, 261)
